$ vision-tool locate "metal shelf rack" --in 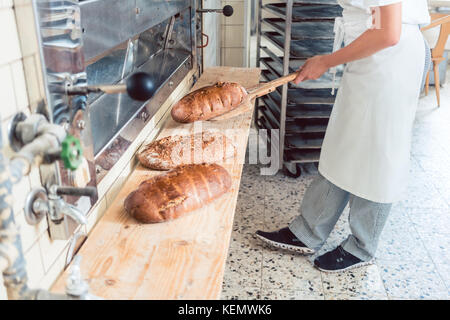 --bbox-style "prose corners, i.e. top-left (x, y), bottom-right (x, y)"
top-left (255, 0), bottom-right (343, 177)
